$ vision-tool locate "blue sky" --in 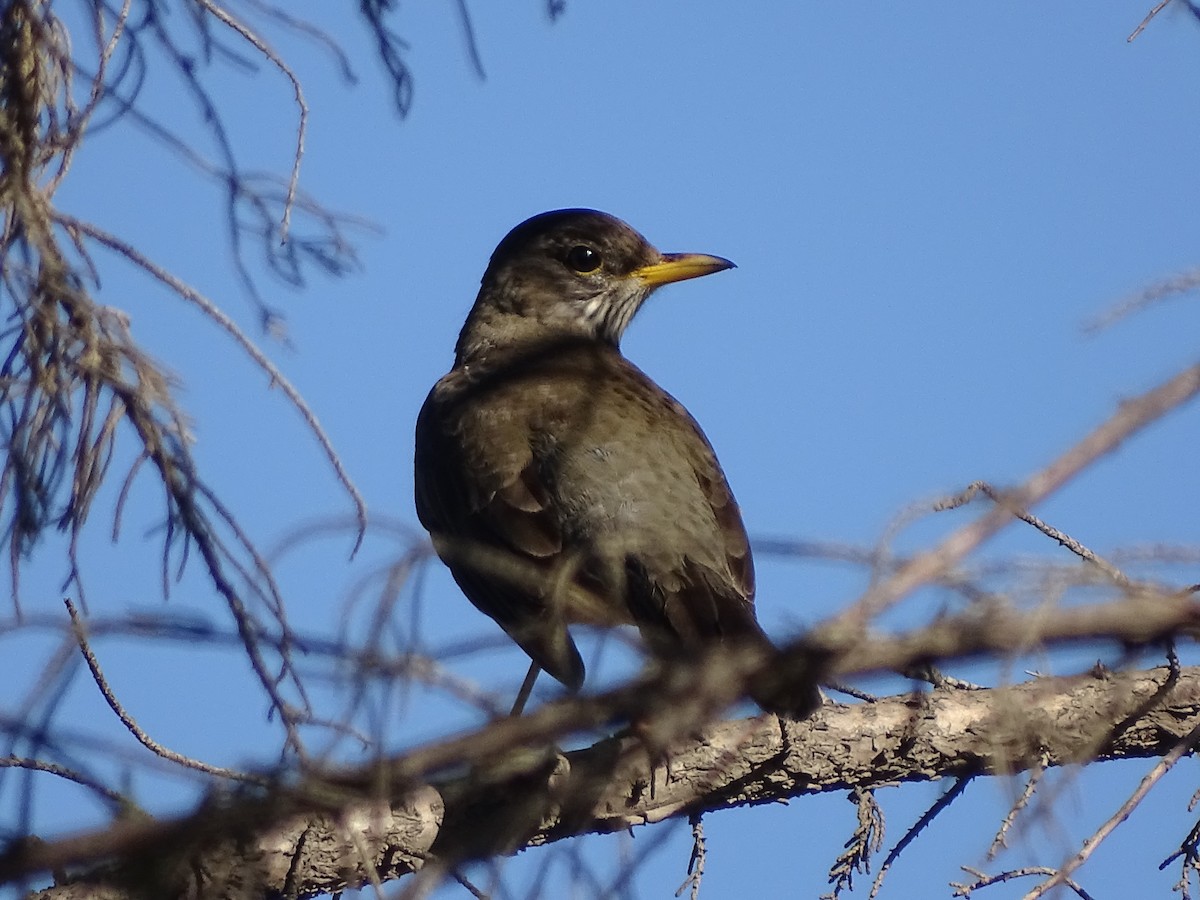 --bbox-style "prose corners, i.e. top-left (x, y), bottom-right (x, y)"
top-left (6, 3), bottom-right (1200, 898)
